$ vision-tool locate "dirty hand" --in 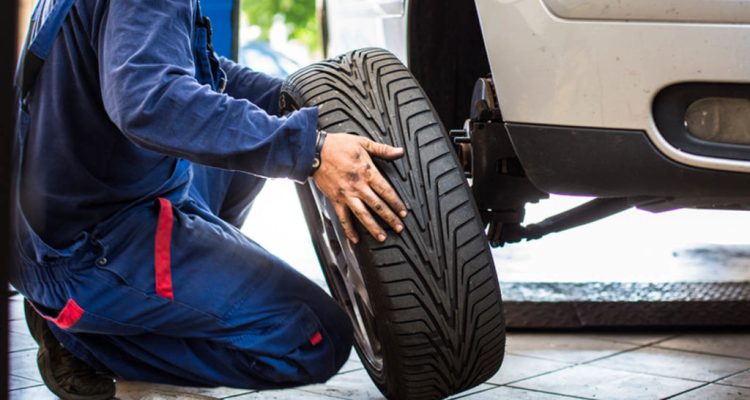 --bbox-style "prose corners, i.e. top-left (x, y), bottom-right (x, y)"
top-left (312, 133), bottom-right (408, 244)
